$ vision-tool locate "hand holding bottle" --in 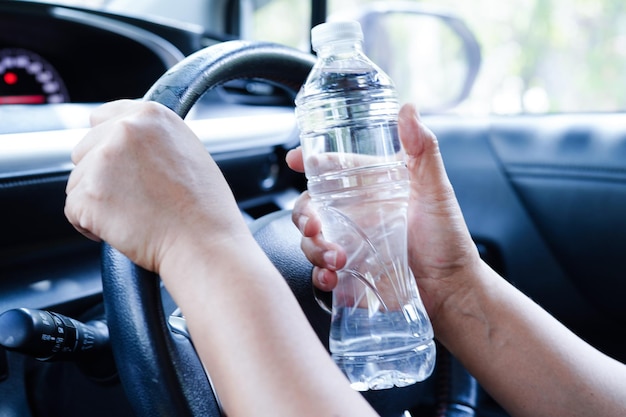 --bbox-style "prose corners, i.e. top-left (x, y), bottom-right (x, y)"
top-left (293, 21), bottom-right (442, 390)
top-left (288, 103), bottom-right (481, 327)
